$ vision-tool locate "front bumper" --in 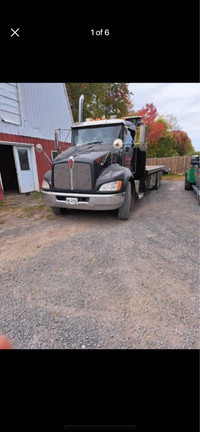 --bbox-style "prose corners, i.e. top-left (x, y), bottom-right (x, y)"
top-left (41, 190), bottom-right (125, 211)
